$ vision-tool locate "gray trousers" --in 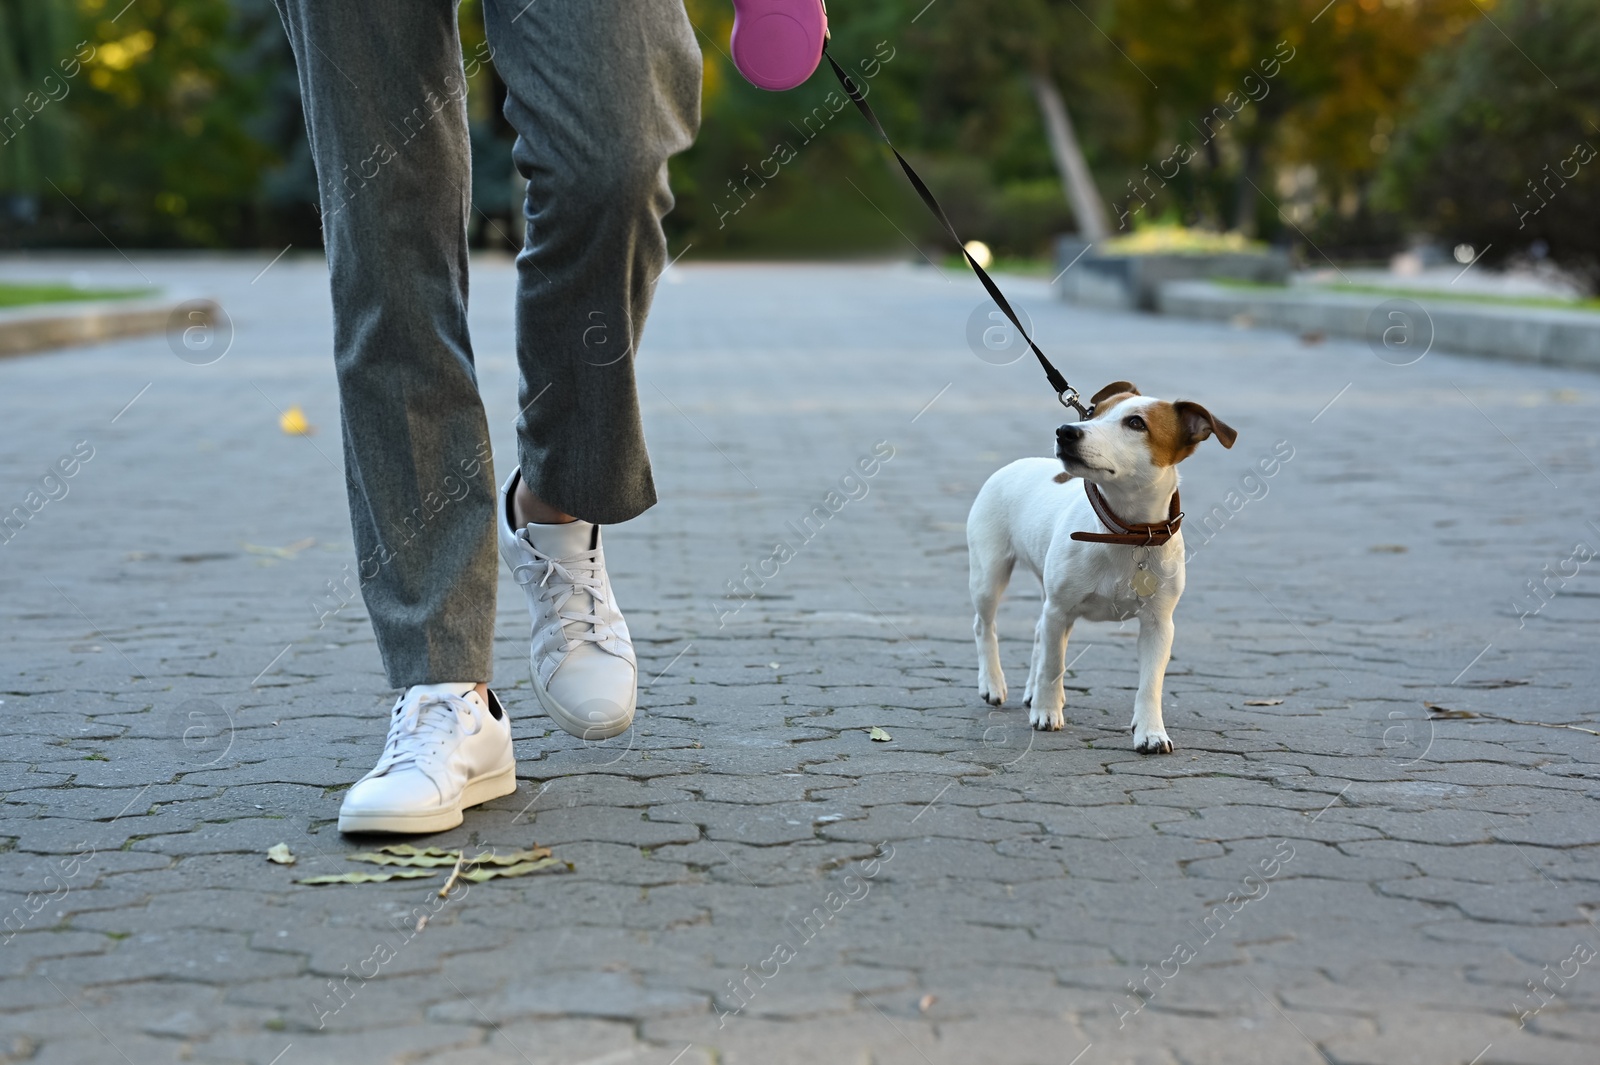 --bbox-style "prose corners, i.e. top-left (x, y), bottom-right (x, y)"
top-left (273, 1), bottom-right (701, 687)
